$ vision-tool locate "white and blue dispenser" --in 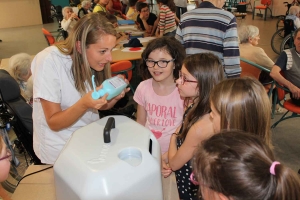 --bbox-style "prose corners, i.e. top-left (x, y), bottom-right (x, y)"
top-left (91, 75), bottom-right (128, 100)
top-left (53, 116), bottom-right (163, 200)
